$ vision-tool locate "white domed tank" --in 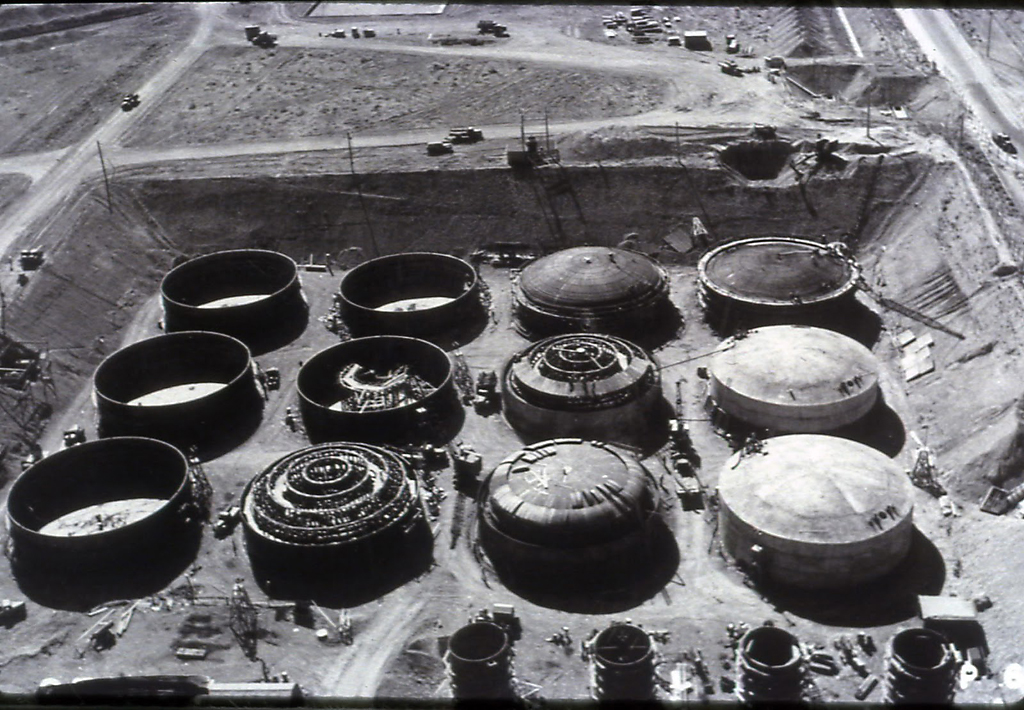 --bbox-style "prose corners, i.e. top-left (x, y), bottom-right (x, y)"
top-left (718, 434), bottom-right (913, 590)
top-left (708, 325), bottom-right (879, 433)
